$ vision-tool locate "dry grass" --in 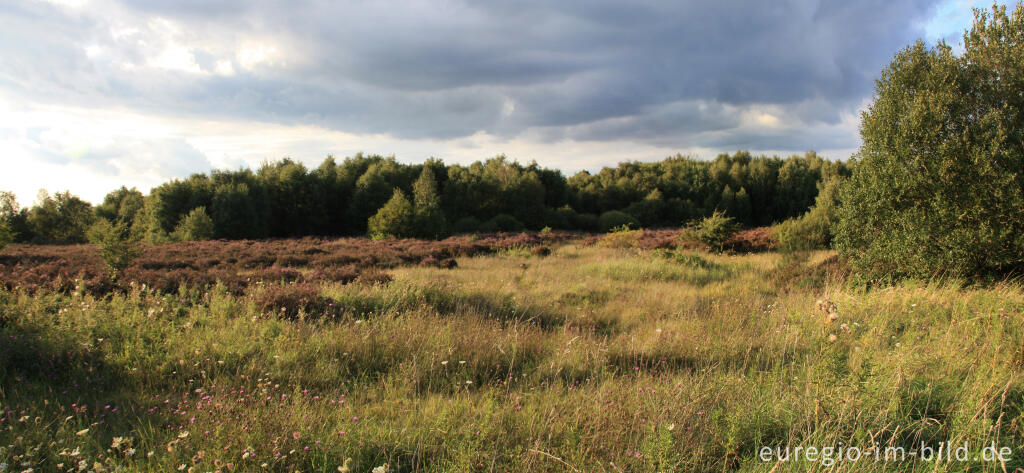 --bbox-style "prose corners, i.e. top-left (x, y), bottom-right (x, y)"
top-left (1, 243), bottom-right (1023, 472)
